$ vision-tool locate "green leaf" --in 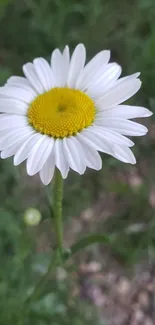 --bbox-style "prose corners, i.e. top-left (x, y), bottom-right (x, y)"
top-left (69, 233), bottom-right (112, 256)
